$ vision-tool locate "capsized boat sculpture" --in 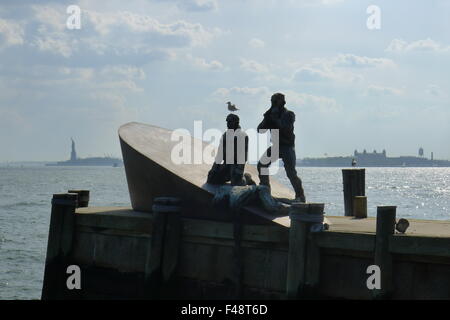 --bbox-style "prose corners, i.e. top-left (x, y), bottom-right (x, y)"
top-left (119, 122), bottom-right (295, 226)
